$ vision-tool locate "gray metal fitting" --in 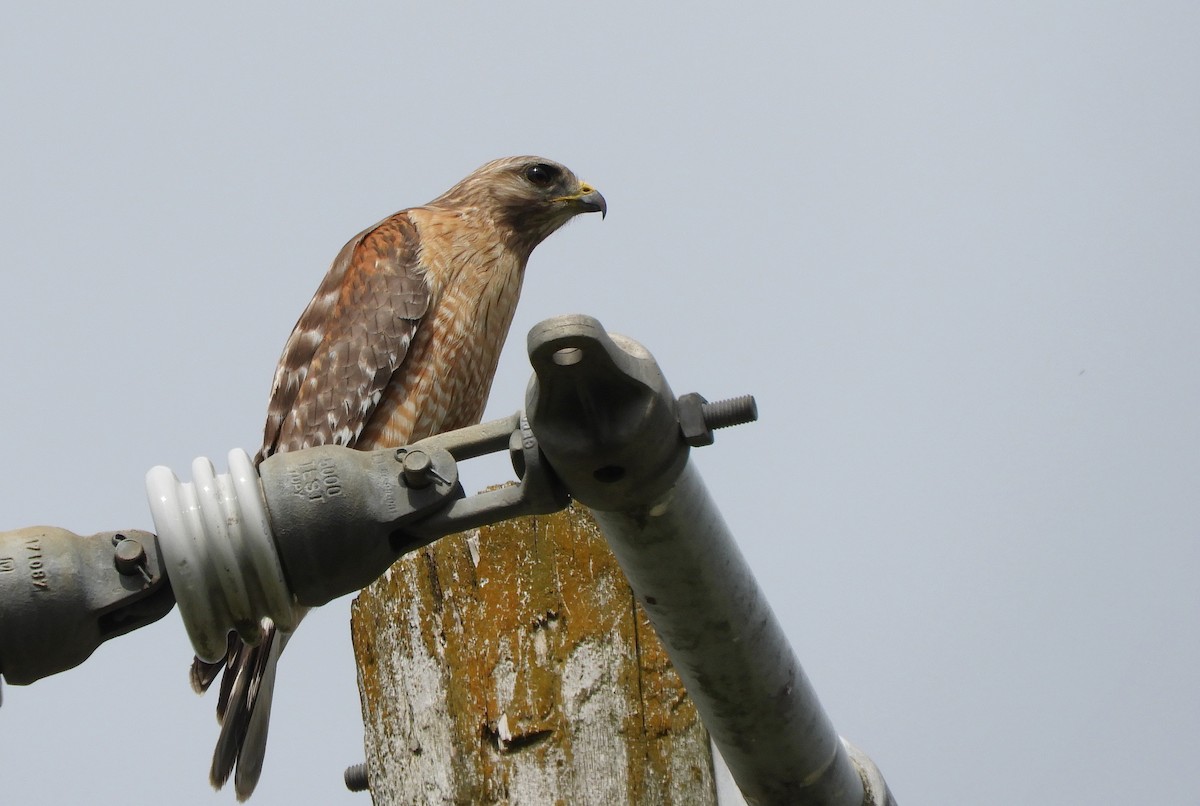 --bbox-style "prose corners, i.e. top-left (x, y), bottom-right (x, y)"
top-left (344, 762), bottom-right (369, 792)
top-left (112, 533), bottom-right (149, 576)
top-left (524, 314), bottom-right (689, 511)
top-left (399, 448), bottom-right (435, 489)
top-left (0, 527), bottom-right (173, 686)
top-left (677, 392), bottom-right (759, 447)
